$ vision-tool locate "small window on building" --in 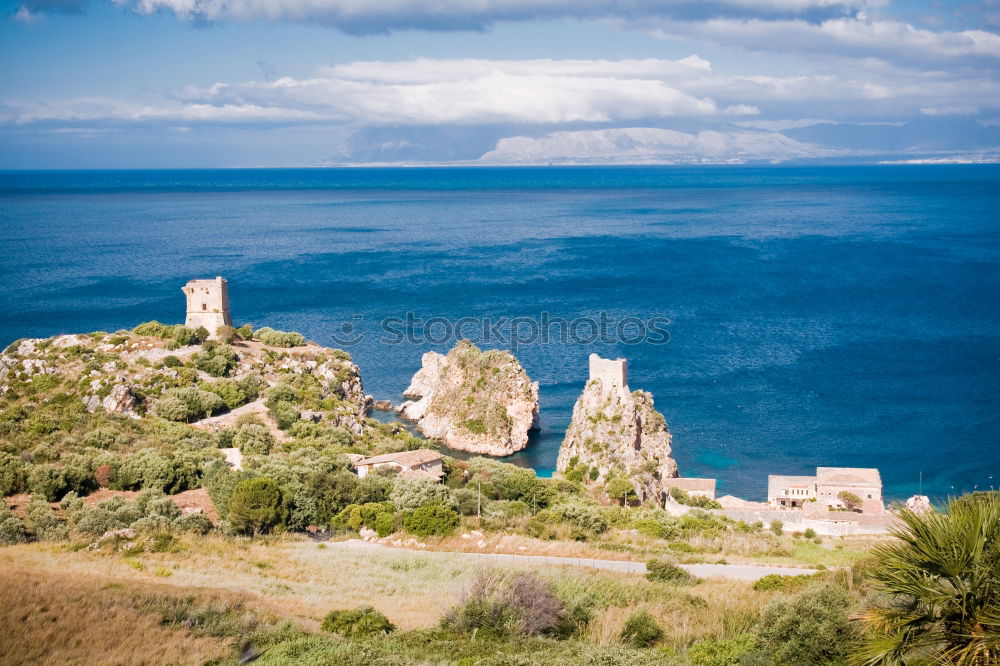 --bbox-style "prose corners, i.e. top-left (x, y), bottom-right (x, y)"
top-left (202, 304), bottom-right (206, 311)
